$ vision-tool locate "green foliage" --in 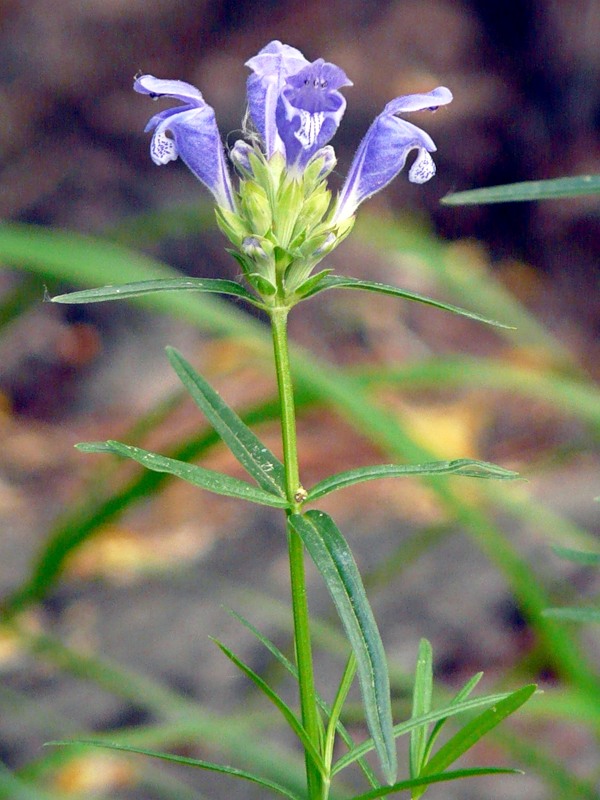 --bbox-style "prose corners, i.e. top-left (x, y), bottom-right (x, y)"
top-left (165, 347), bottom-right (287, 497)
top-left (306, 460), bottom-right (518, 501)
top-left (409, 639), bottom-right (433, 798)
top-left (543, 545), bottom-right (600, 623)
top-left (45, 741), bottom-right (304, 800)
top-left (442, 174), bottom-right (600, 205)
top-left (289, 510), bottom-right (397, 785)
top-left (304, 274), bottom-right (513, 327)
top-left (51, 277), bottom-right (260, 305)
top-left (76, 440), bottom-right (290, 507)
top-left (0, 209), bottom-right (595, 799)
